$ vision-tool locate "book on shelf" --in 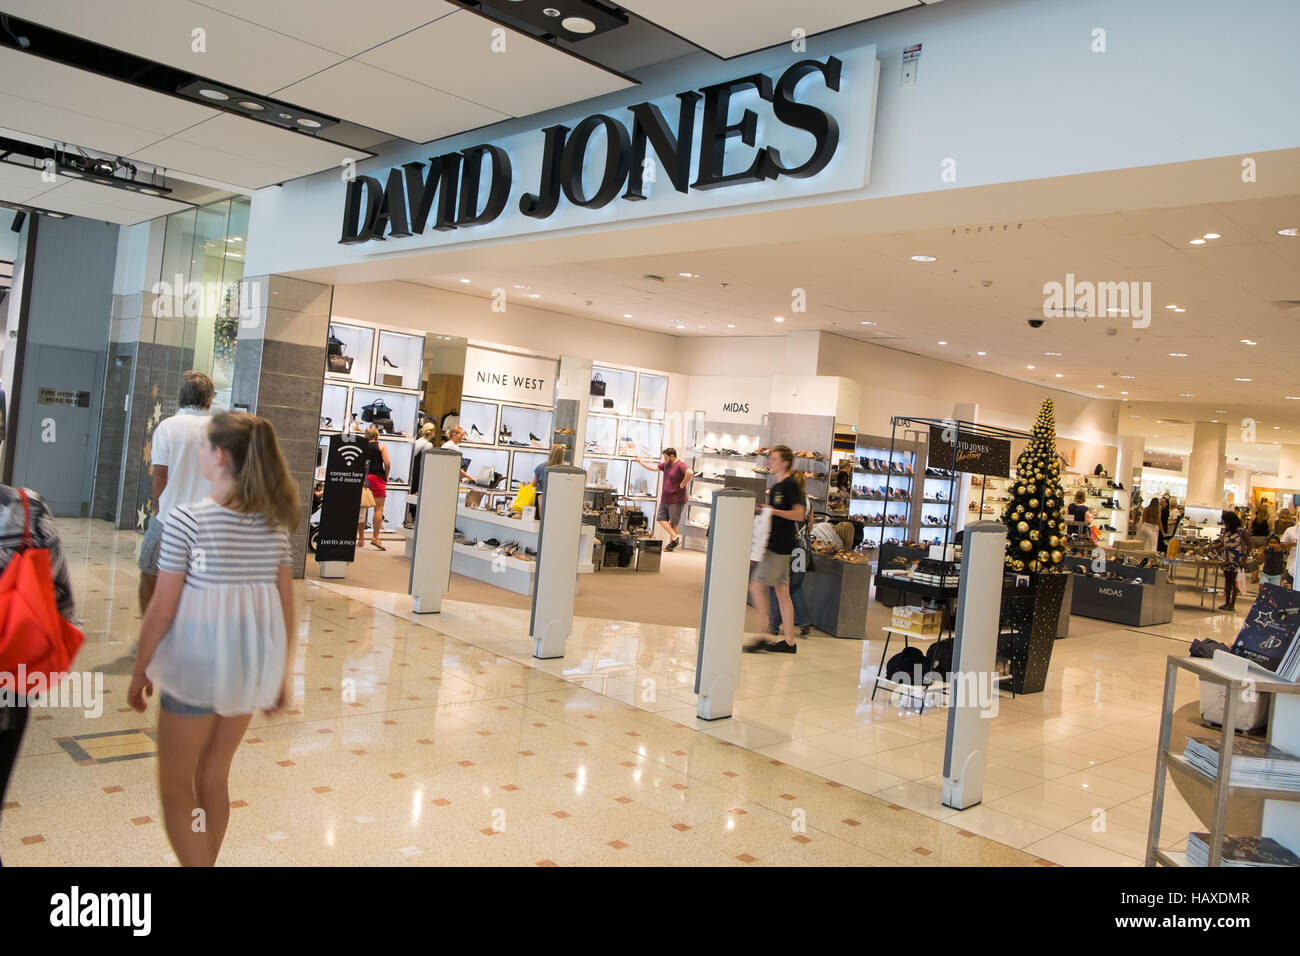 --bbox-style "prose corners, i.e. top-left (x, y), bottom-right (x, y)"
top-left (1230, 583), bottom-right (1300, 682)
top-left (1185, 833), bottom-right (1300, 867)
top-left (1184, 735), bottom-right (1300, 791)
